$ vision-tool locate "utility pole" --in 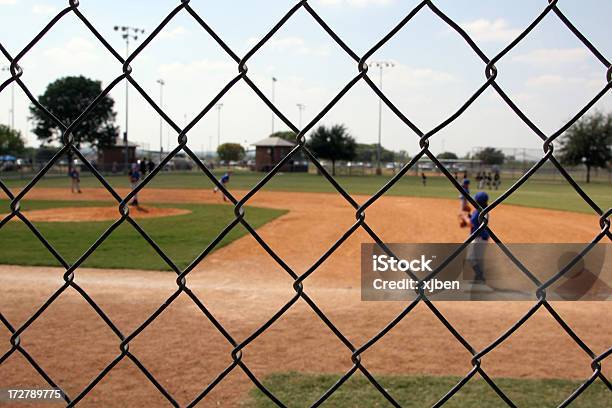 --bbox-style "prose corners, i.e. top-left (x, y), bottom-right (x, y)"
top-left (114, 25), bottom-right (145, 172)
top-left (156, 79), bottom-right (165, 163)
top-left (368, 60), bottom-right (394, 175)
top-left (271, 77), bottom-right (277, 134)
top-left (296, 103), bottom-right (306, 129)
top-left (1, 66), bottom-right (15, 129)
